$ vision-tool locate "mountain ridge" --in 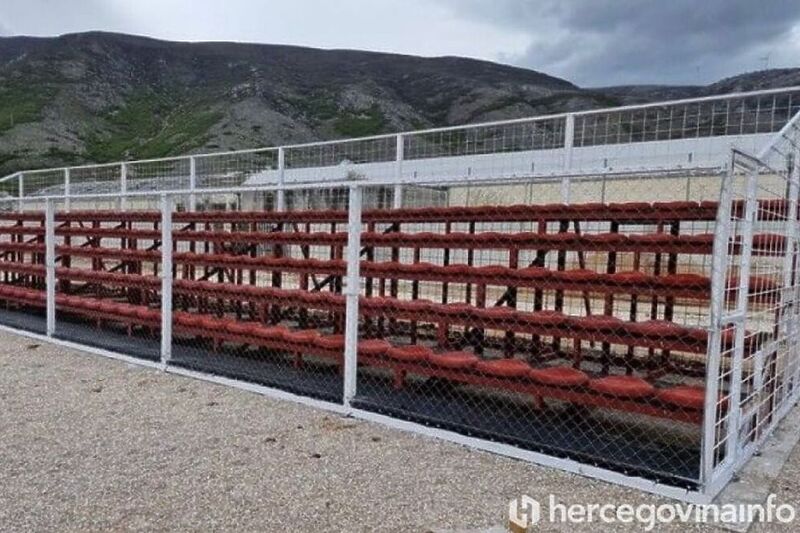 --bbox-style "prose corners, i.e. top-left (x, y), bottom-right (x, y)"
top-left (0, 31), bottom-right (797, 174)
